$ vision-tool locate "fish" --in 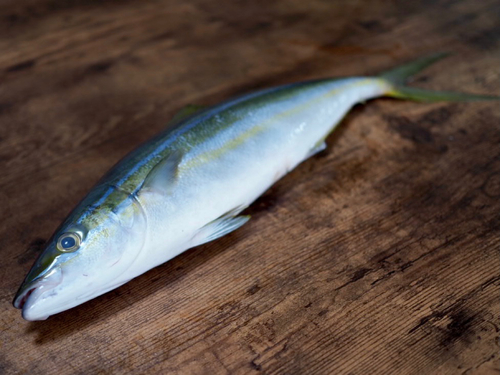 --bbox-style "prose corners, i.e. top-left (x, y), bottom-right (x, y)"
top-left (13, 53), bottom-right (498, 321)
